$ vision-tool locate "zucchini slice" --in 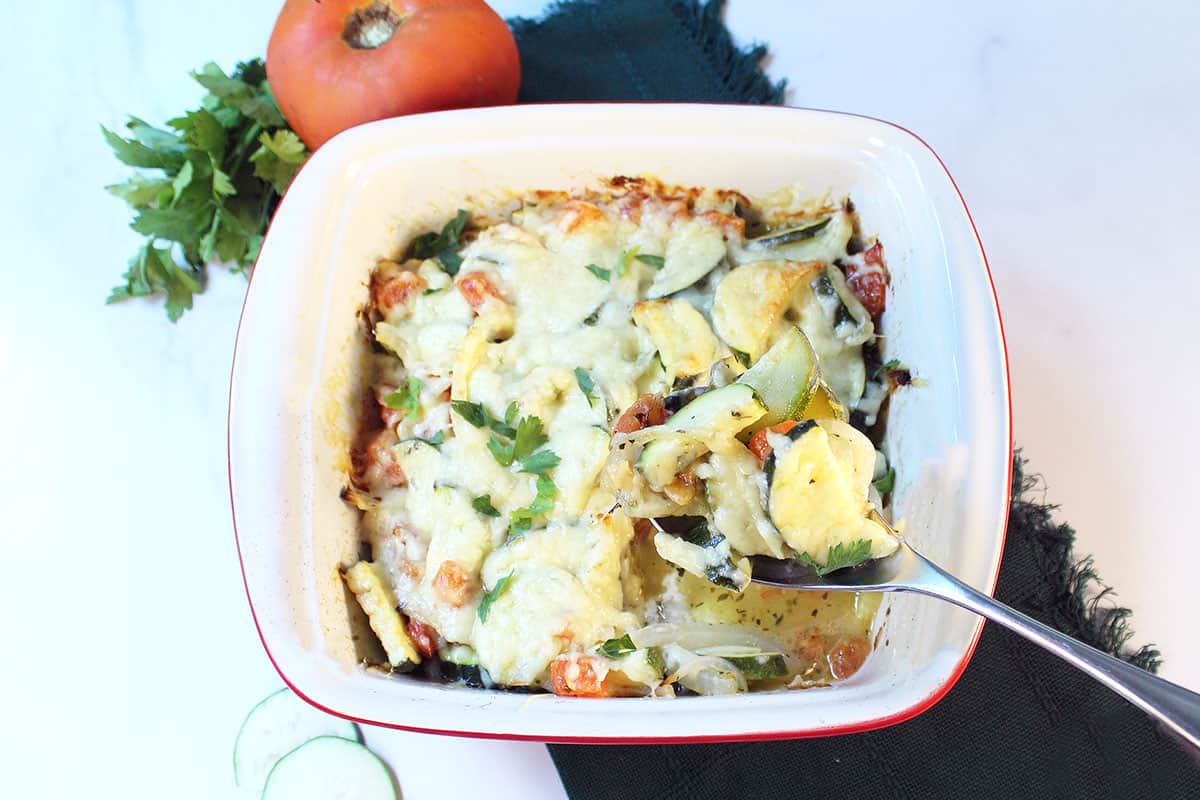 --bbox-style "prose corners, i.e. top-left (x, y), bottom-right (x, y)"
top-left (765, 423), bottom-right (895, 568)
top-left (646, 217), bottom-right (727, 299)
top-left (653, 524), bottom-right (751, 593)
top-left (700, 442), bottom-right (787, 559)
top-left (695, 646), bottom-right (789, 681)
top-left (341, 561), bottom-right (421, 671)
top-left (711, 260), bottom-right (820, 361)
top-left (233, 688), bottom-right (361, 794)
top-left (635, 383), bottom-right (765, 490)
top-left (732, 207), bottom-right (854, 266)
top-left (438, 644), bottom-right (488, 688)
top-left (735, 326), bottom-right (819, 429)
top-left (632, 299), bottom-right (722, 381)
top-left (262, 736), bottom-right (396, 800)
